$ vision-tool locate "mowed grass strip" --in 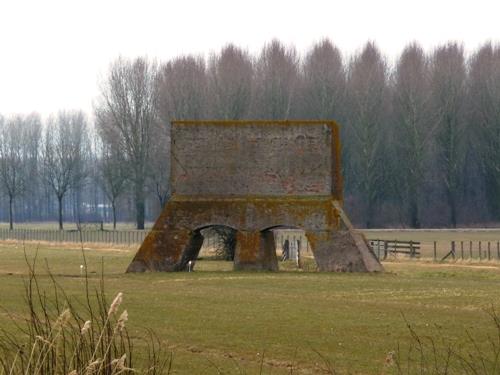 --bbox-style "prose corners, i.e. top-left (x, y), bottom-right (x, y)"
top-left (0, 241), bottom-right (499, 374)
